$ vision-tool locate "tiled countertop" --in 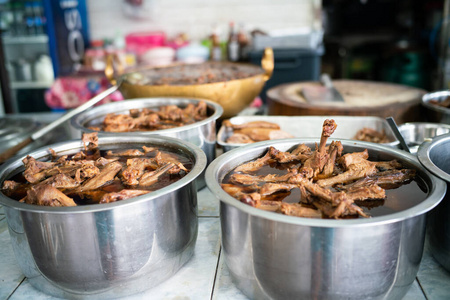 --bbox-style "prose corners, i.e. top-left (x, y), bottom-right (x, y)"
top-left (0, 187), bottom-right (450, 300)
